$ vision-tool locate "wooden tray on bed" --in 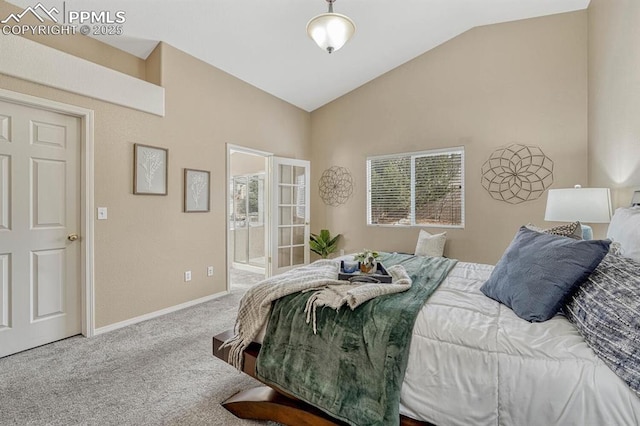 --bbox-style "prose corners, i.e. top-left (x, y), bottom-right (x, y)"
top-left (212, 330), bottom-right (433, 426)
